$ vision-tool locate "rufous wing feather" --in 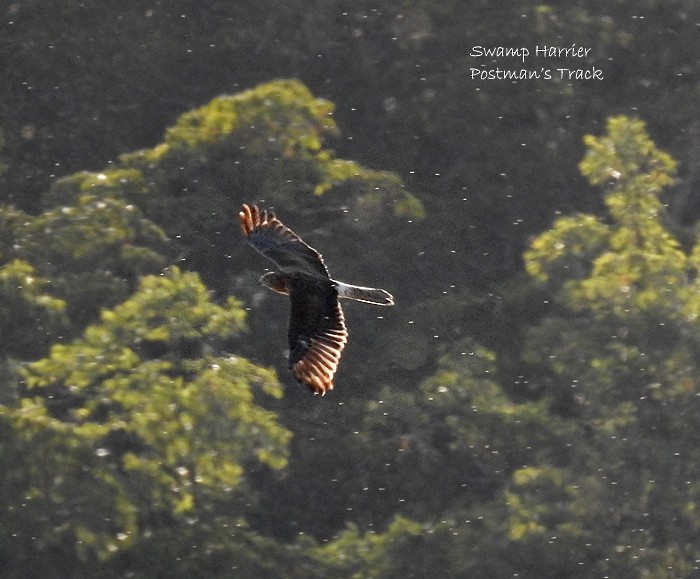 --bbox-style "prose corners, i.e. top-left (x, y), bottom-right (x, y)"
top-left (291, 329), bottom-right (348, 395)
